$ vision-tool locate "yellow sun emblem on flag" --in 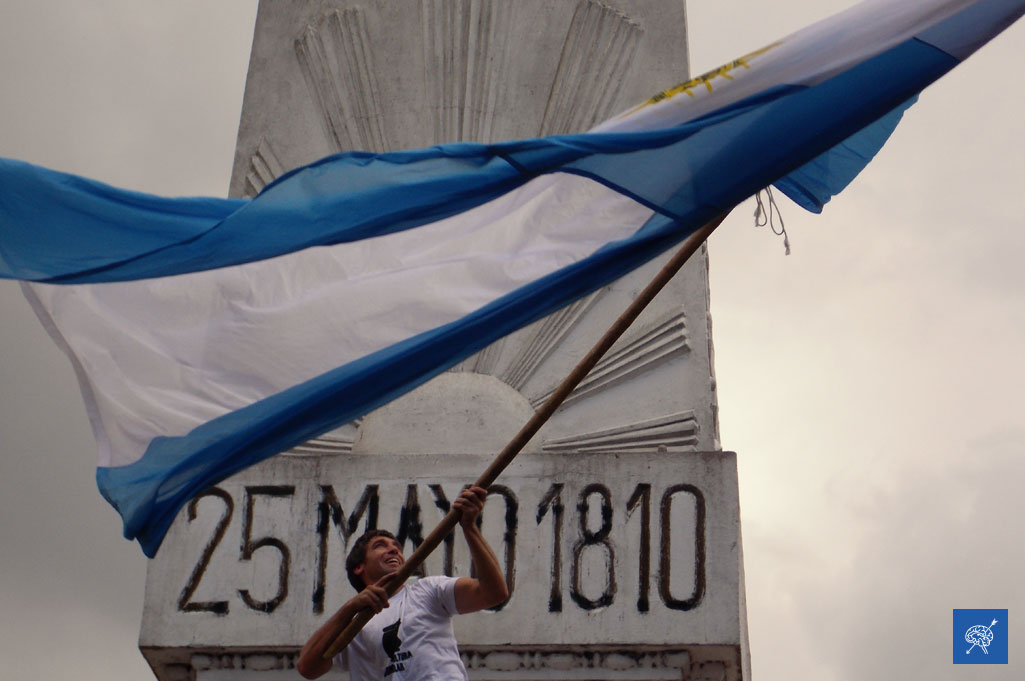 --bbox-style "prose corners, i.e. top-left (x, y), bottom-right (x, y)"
top-left (629, 40), bottom-right (785, 114)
